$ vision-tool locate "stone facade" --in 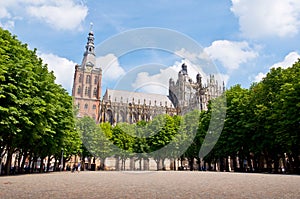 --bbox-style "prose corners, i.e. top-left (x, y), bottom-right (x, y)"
top-left (72, 30), bottom-right (224, 124)
top-left (99, 89), bottom-right (177, 125)
top-left (72, 30), bottom-right (102, 121)
top-left (169, 63), bottom-right (225, 115)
